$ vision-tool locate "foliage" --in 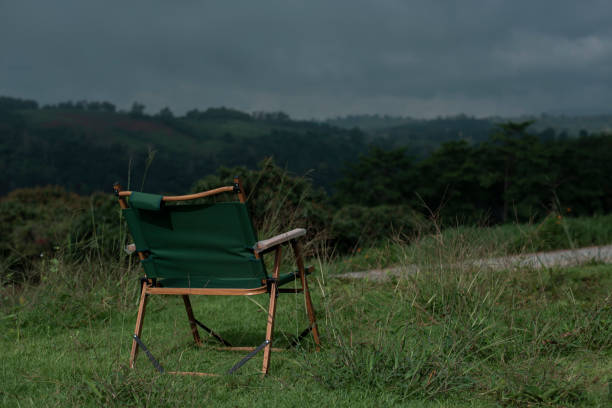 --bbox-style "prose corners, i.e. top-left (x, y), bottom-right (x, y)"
top-left (0, 186), bottom-right (122, 282)
top-left (43, 100), bottom-right (116, 112)
top-left (335, 122), bottom-right (612, 224)
top-left (4, 180), bottom-right (612, 285)
top-left (334, 146), bottom-right (416, 207)
top-left (4, 95), bottom-right (612, 230)
top-left (510, 211), bottom-right (612, 253)
top-left (0, 96), bottom-right (38, 111)
top-left (0, 96), bottom-right (369, 195)
top-left (330, 205), bottom-right (425, 252)
top-left (185, 106), bottom-right (253, 121)
top-left (191, 158), bottom-right (330, 250)
top-left (191, 159), bottom-right (429, 253)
